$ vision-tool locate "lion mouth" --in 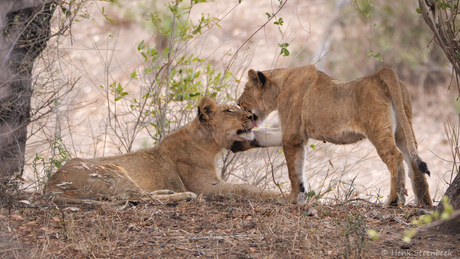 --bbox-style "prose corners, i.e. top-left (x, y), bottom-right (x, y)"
top-left (251, 113), bottom-right (258, 127)
top-left (240, 106), bottom-right (259, 127)
top-left (237, 121), bottom-right (256, 135)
